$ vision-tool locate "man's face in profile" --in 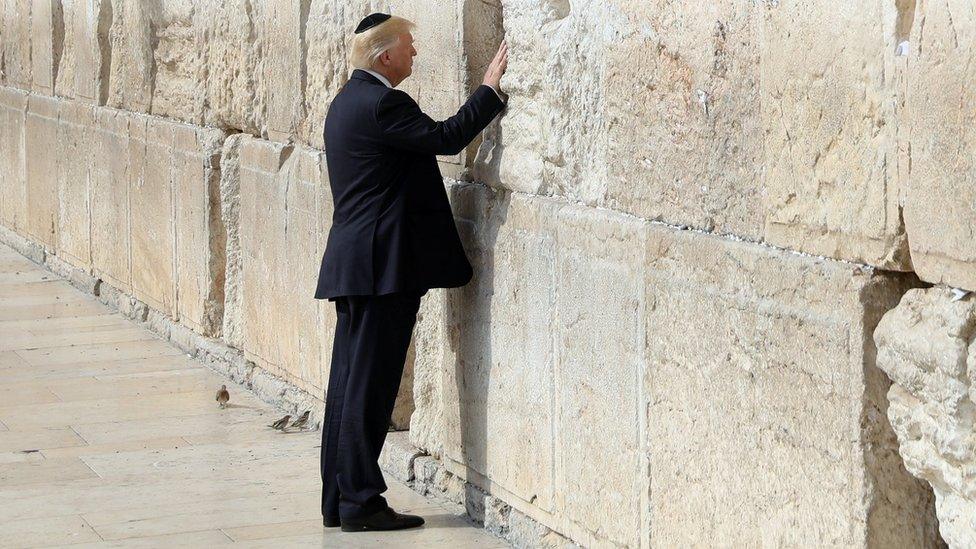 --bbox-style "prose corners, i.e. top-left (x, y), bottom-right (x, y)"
top-left (383, 32), bottom-right (417, 85)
